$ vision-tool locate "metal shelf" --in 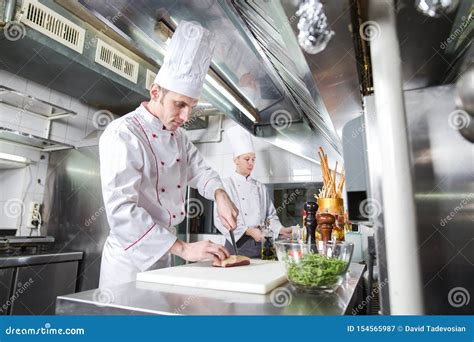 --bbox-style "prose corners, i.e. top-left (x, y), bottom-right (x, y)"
top-left (0, 86), bottom-right (77, 120)
top-left (0, 152), bottom-right (31, 169)
top-left (0, 127), bottom-right (74, 152)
